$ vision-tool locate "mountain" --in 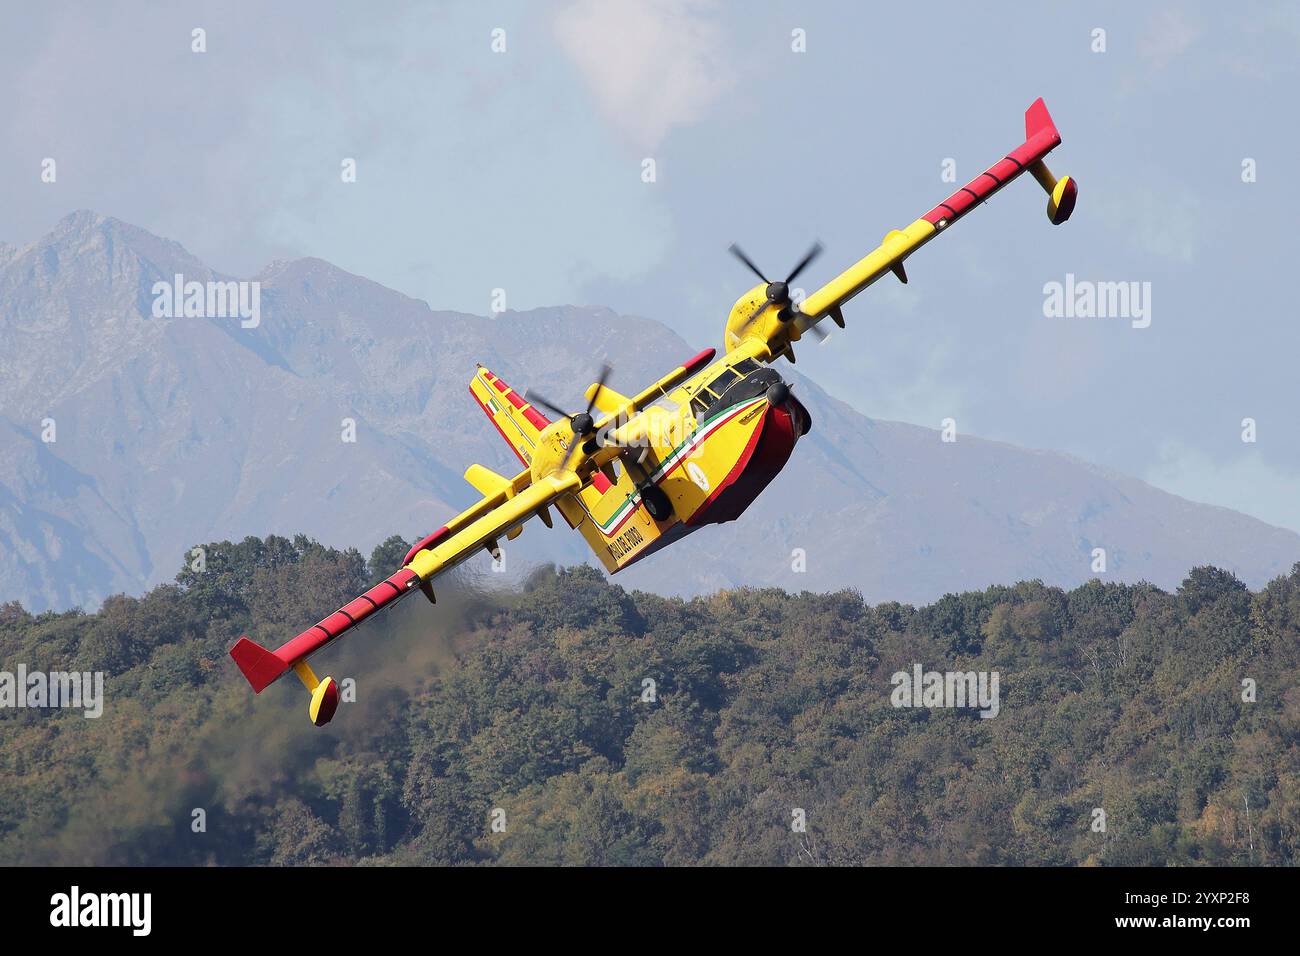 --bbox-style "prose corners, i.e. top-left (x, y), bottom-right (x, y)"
top-left (1, 211), bottom-right (1297, 612)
